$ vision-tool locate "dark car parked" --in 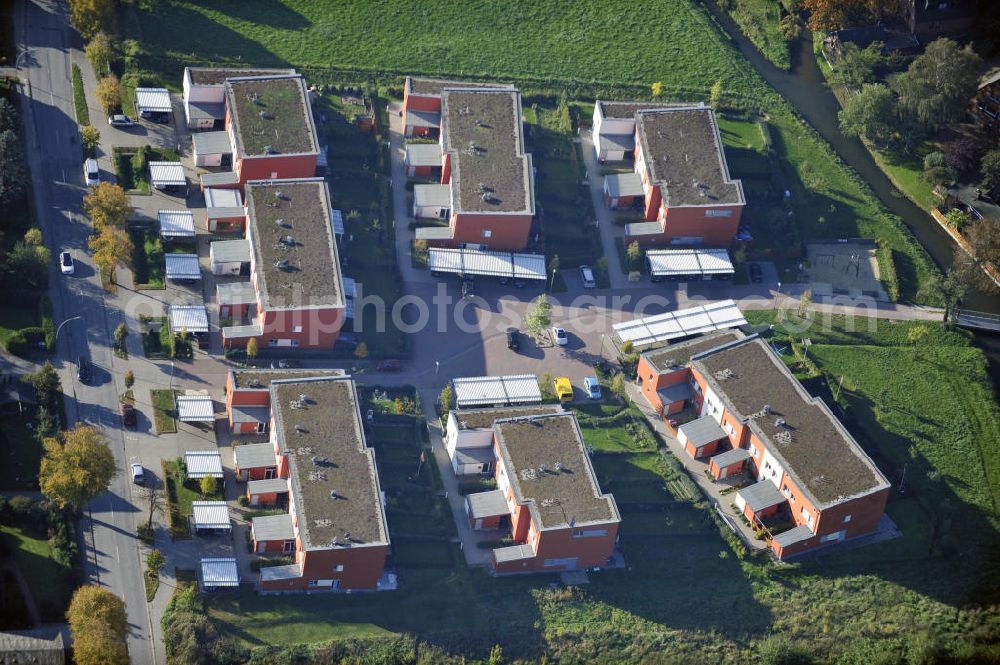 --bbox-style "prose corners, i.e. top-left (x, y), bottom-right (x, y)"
top-left (120, 402), bottom-right (136, 427)
top-left (506, 327), bottom-right (520, 351)
top-left (77, 356), bottom-right (91, 384)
